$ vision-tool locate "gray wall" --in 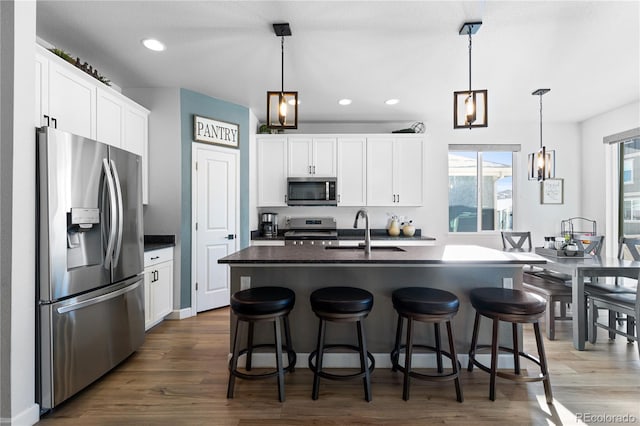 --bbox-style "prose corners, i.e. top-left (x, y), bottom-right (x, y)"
top-left (125, 88), bottom-right (183, 308)
top-left (179, 89), bottom-right (250, 309)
